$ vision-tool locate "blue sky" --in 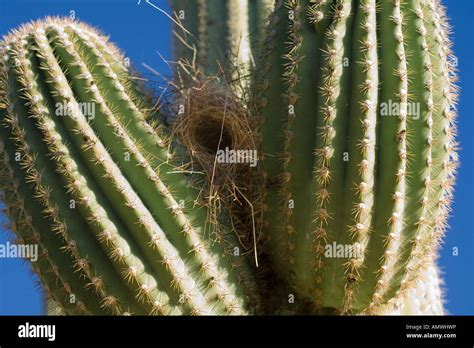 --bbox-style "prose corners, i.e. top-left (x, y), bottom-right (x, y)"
top-left (0, 0), bottom-right (472, 315)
